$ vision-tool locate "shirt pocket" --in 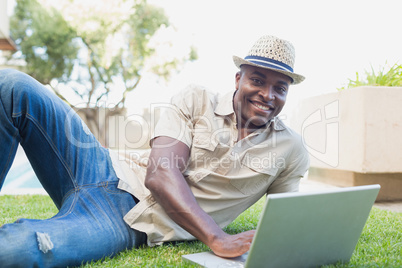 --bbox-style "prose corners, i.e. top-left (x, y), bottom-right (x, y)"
top-left (192, 132), bottom-right (218, 151)
top-left (230, 154), bottom-right (279, 195)
top-left (189, 133), bottom-right (222, 171)
top-left (185, 169), bottom-right (212, 184)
